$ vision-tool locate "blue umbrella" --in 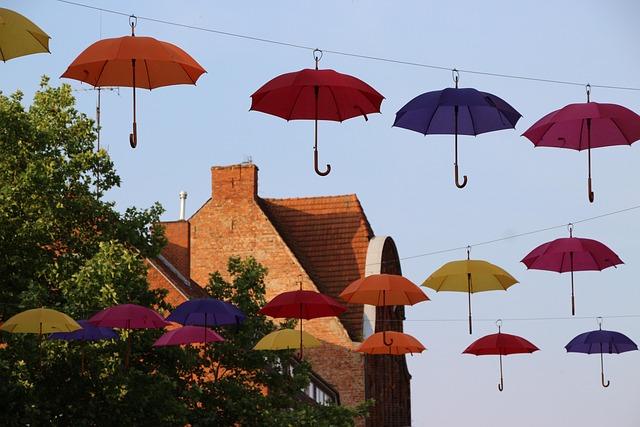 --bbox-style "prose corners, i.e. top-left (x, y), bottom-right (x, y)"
top-left (49, 319), bottom-right (118, 341)
top-left (565, 318), bottom-right (637, 387)
top-left (166, 298), bottom-right (245, 329)
top-left (49, 320), bottom-right (118, 372)
top-left (393, 70), bottom-right (521, 188)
